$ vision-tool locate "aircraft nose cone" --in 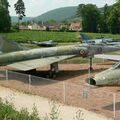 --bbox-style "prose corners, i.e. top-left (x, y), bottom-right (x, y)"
top-left (86, 77), bottom-right (96, 85)
top-left (103, 46), bottom-right (120, 53)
